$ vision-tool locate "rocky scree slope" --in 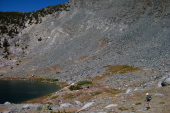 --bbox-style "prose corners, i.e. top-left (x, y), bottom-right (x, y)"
top-left (0, 0), bottom-right (170, 89)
